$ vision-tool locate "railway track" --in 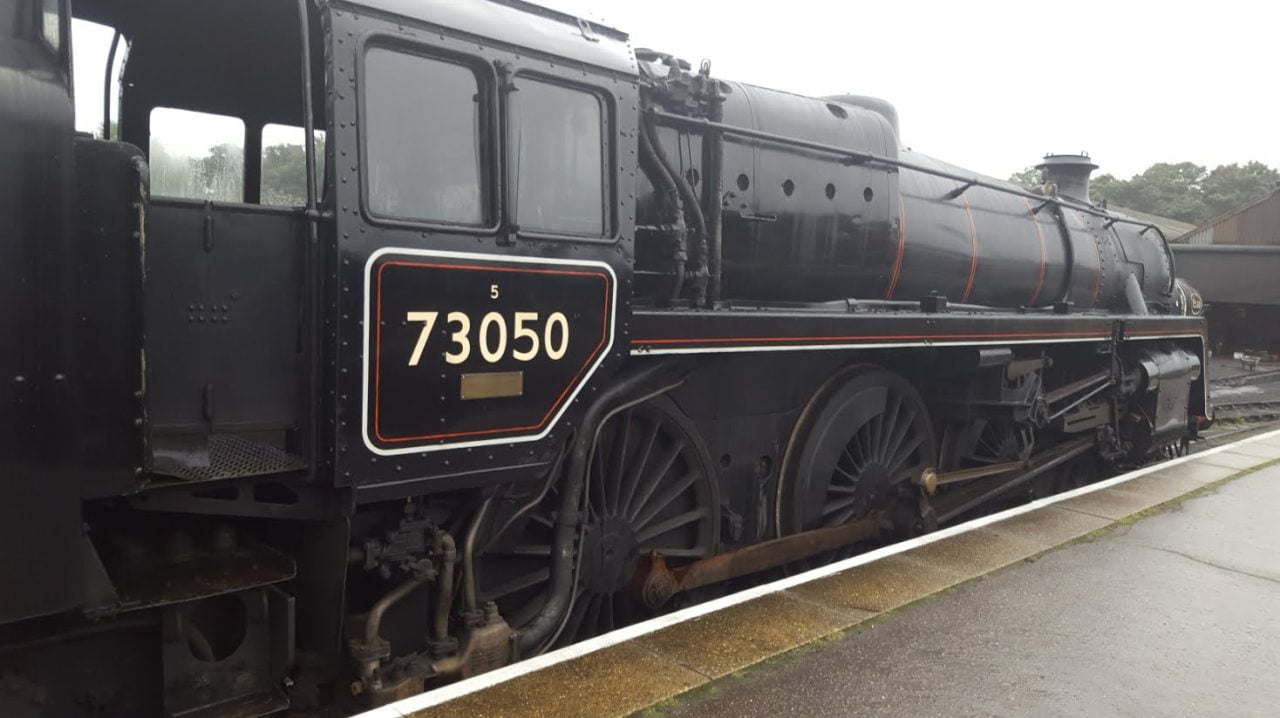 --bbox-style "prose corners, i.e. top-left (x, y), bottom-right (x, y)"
top-left (1209, 363), bottom-right (1280, 424)
top-left (1209, 368), bottom-right (1280, 388)
top-left (1210, 401), bottom-right (1280, 422)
